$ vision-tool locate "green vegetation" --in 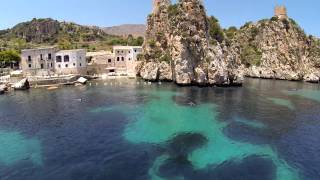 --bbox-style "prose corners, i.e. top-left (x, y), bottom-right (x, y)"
top-left (208, 16), bottom-right (225, 44)
top-left (136, 54), bottom-right (144, 61)
top-left (310, 38), bottom-right (320, 67)
top-left (0, 18), bottom-right (144, 52)
top-left (241, 45), bottom-right (262, 67)
top-left (160, 52), bottom-right (172, 63)
top-left (241, 21), bottom-right (253, 29)
top-left (0, 50), bottom-right (21, 68)
top-left (224, 26), bottom-right (238, 40)
top-left (270, 16), bottom-right (279, 22)
top-left (168, 4), bottom-right (179, 17)
top-left (148, 39), bottom-right (156, 48)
